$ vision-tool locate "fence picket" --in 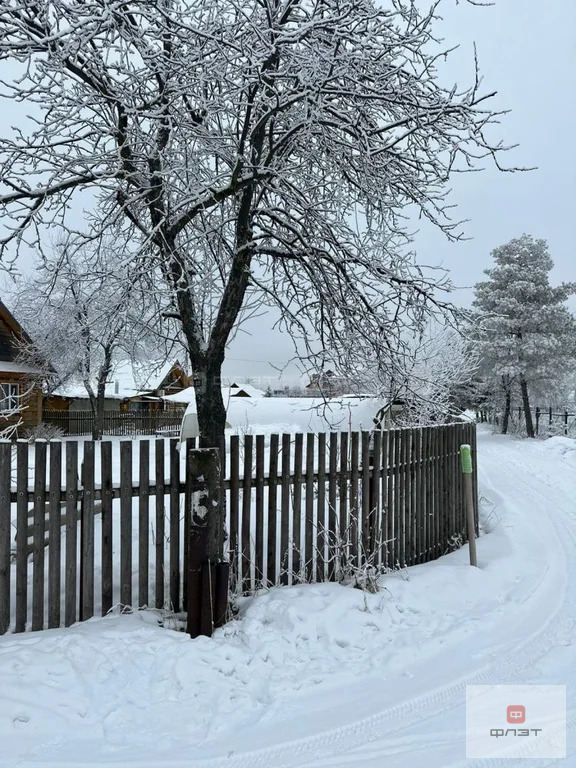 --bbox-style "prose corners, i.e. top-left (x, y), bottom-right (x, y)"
top-left (229, 435), bottom-right (240, 583)
top-left (255, 435), bottom-right (265, 585)
top-left (338, 432), bottom-right (349, 576)
top-left (16, 441), bottom-right (29, 632)
top-left (292, 433), bottom-right (303, 583)
top-left (48, 441), bottom-right (62, 628)
top-left (64, 442), bottom-right (78, 626)
top-left (241, 435), bottom-right (253, 591)
top-left (139, 440), bottom-right (150, 607)
top-left (0, 442), bottom-right (11, 635)
top-left (154, 440), bottom-right (165, 608)
top-left (120, 441), bottom-right (132, 608)
top-left (267, 434), bottom-right (279, 586)
top-left (101, 441), bottom-right (113, 616)
top-left (379, 429), bottom-right (389, 568)
top-left (349, 432), bottom-right (359, 568)
top-left (169, 439), bottom-right (180, 610)
top-left (305, 433), bottom-right (315, 582)
top-left (80, 441), bottom-right (95, 621)
top-left (328, 432), bottom-right (338, 580)
top-left (316, 433), bottom-right (327, 581)
top-left (32, 440), bottom-right (47, 630)
top-left (280, 434), bottom-right (290, 586)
